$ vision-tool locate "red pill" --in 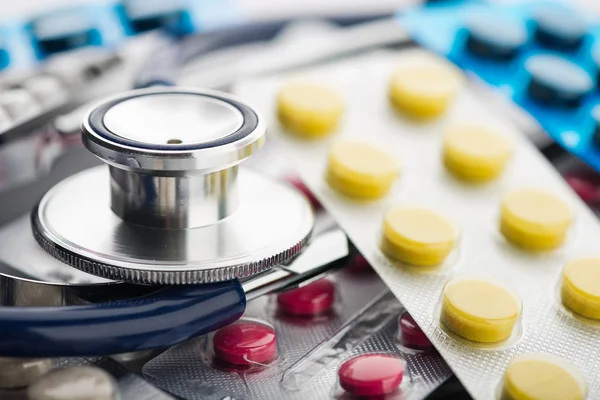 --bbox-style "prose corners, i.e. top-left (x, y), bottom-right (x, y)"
top-left (286, 176), bottom-right (321, 210)
top-left (338, 354), bottom-right (404, 396)
top-left (399, 312), bottom-right (432, 348)
top-left (277, 279), bottom-right (335, 316)
top-left (565, 174), bottom-right (600, 204)
top-left (213, 321), bottom-right (277, 365)
top-left (348, 254), bottom-right (371, 272)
